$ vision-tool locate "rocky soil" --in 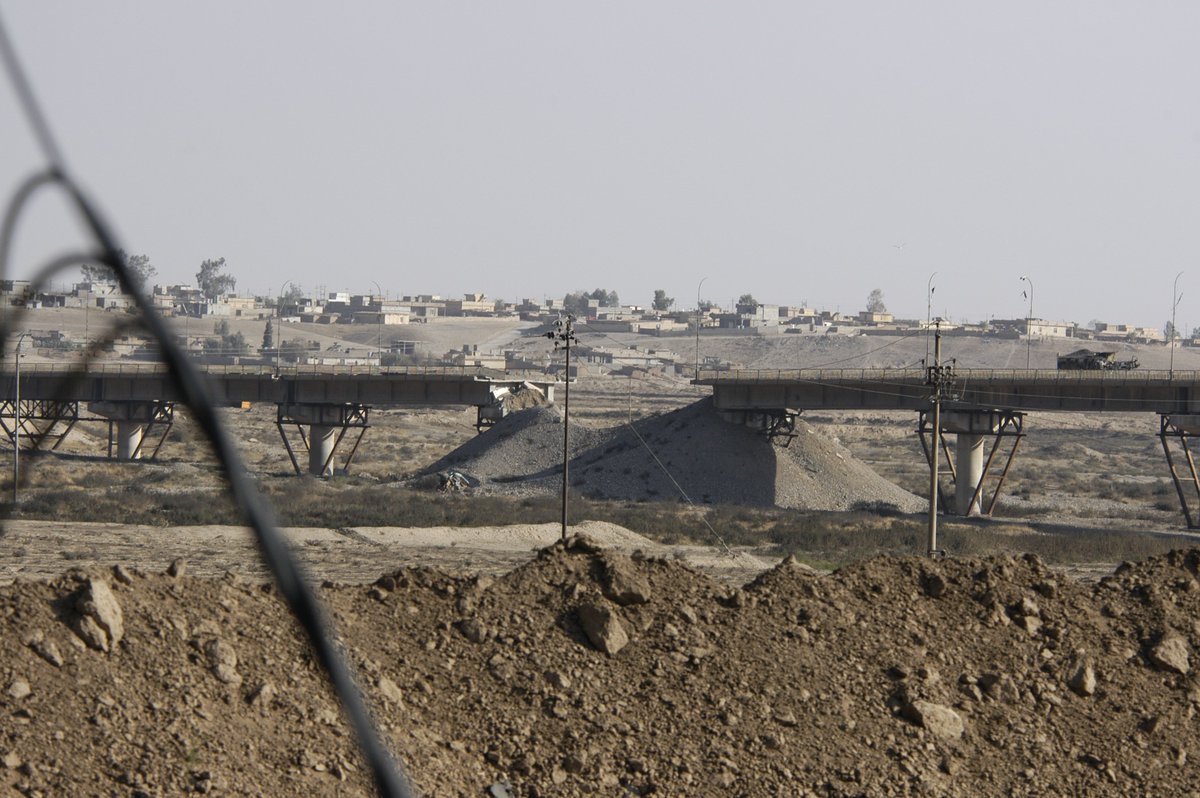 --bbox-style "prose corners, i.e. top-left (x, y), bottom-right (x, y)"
top-left (4, 539), bottom-right (1200, 796)
top-left (422, 399), bottom-right (925, 513)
